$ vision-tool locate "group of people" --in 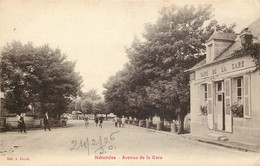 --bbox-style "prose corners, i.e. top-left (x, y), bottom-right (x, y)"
top-left (84, 115), bottom-right (127, 128)
top-left (94, 116), bottom-right (104, 128)
top-left (17, 112), bottom-right (51, 133)
top-left (113, 115), bottom-right (126, 128)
